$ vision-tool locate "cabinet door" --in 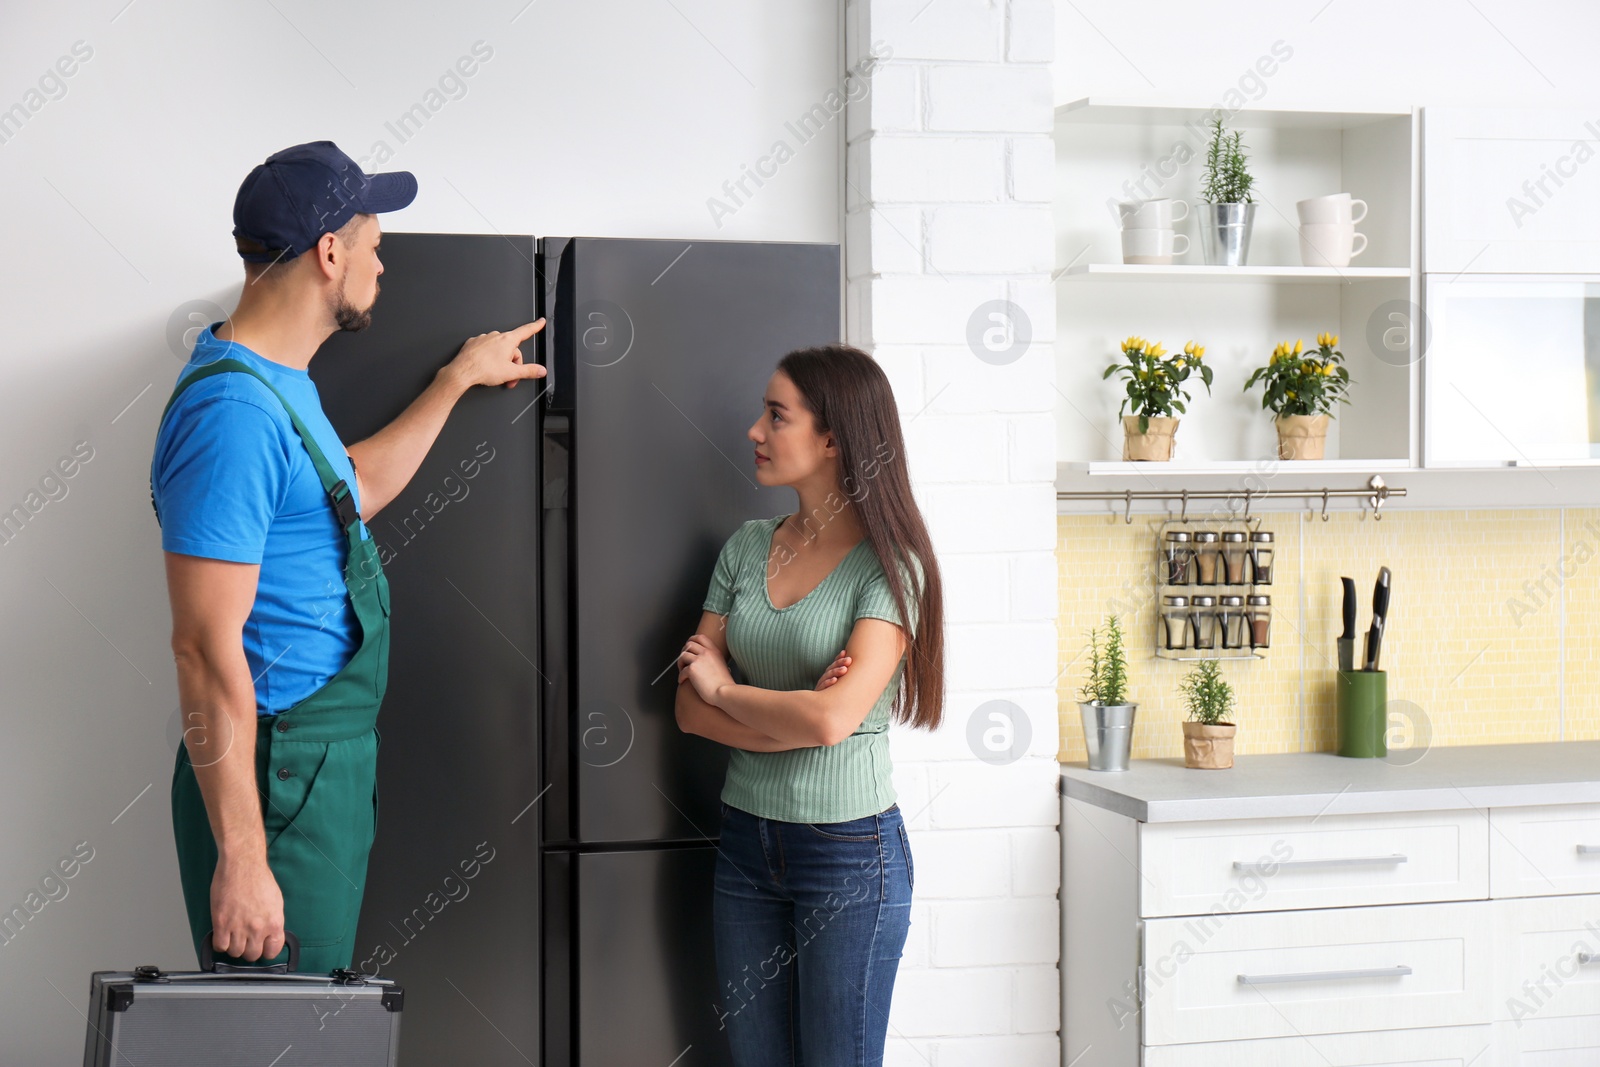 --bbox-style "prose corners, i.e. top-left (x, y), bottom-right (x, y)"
top-left (1141, 900), bottom-right (1492, 1045)
top-left (1424, 107), bottom-right (1600, 273)
top-left (1422, 273), bottom-right (1600, 466)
